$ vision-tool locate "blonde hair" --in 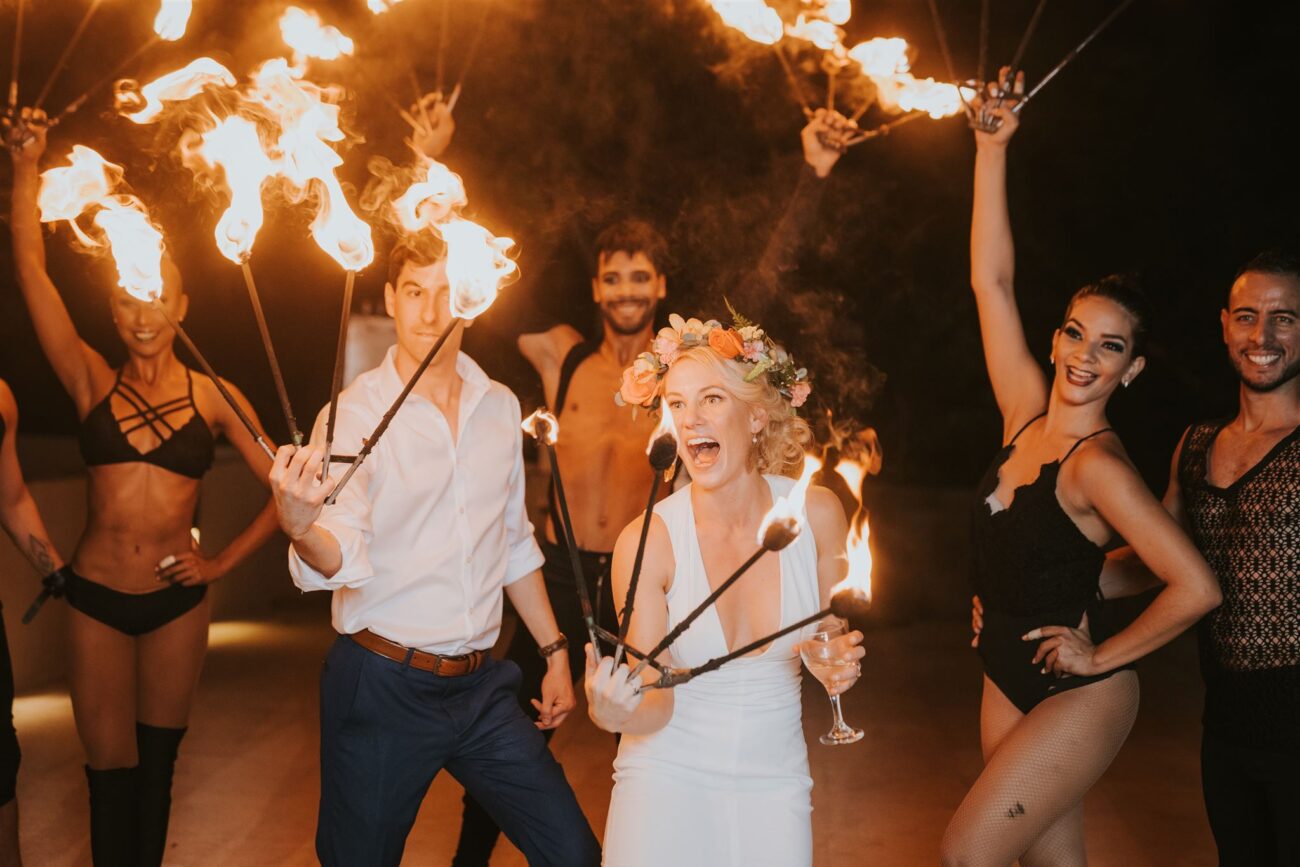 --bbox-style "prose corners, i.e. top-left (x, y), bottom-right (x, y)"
top-left (663, 346), bottom-right (811, 477)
